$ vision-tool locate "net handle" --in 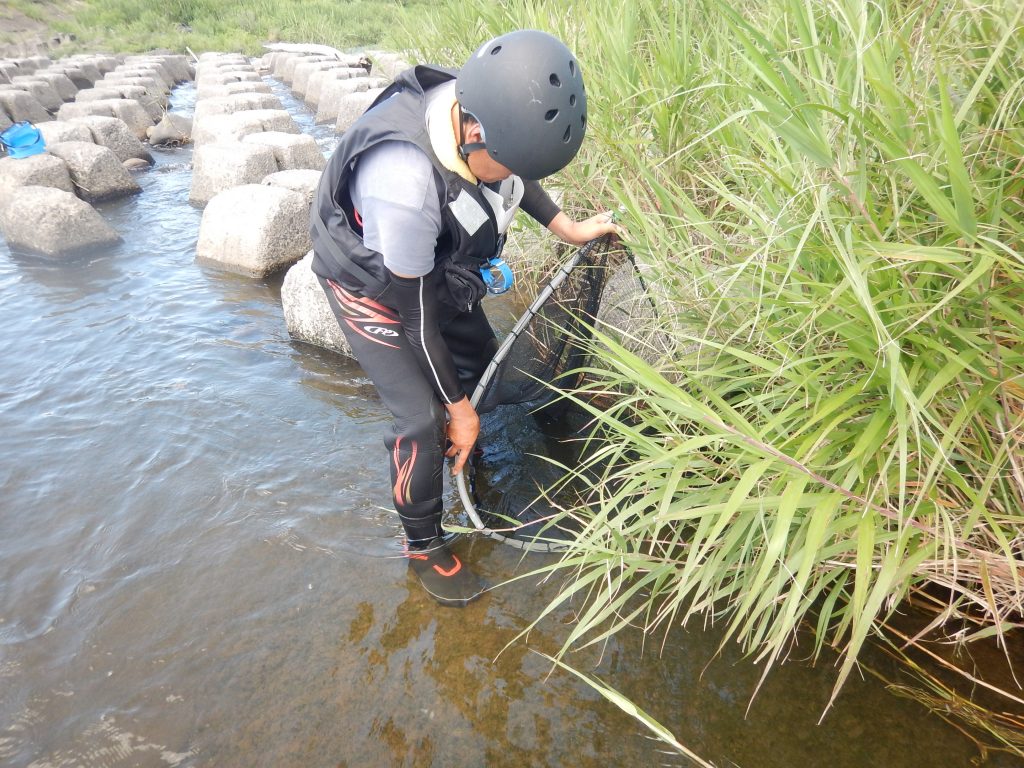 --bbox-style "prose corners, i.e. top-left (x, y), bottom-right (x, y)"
top-left (455, 236), bottom-right (610, 552)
